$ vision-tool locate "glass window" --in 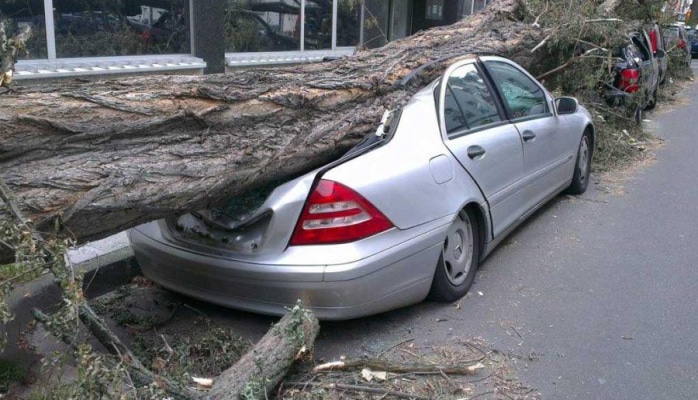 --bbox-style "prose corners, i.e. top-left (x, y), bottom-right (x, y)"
top-left (485, 61), bottom-right (549, 120)
top-left (444, 63), bottom-right (501, 134)
top-left (473, 0), bottom-right (487, 13)
top-left (631, 35), bottom-right (651, 61)
top-left (362, 0), bottom-right (389, 48)
top-left (304, 1), bottom-right (331, 50)
top-left (54, 0), bottom-right (188, 58)
top-left (390, 0), bottom-right (412, 41)
top-left (225, 0), bottom-right (300, 53)
top-left (337, 0), bottom-right (361, 47)
top-left (0, 0), bottom-right (47, 59)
